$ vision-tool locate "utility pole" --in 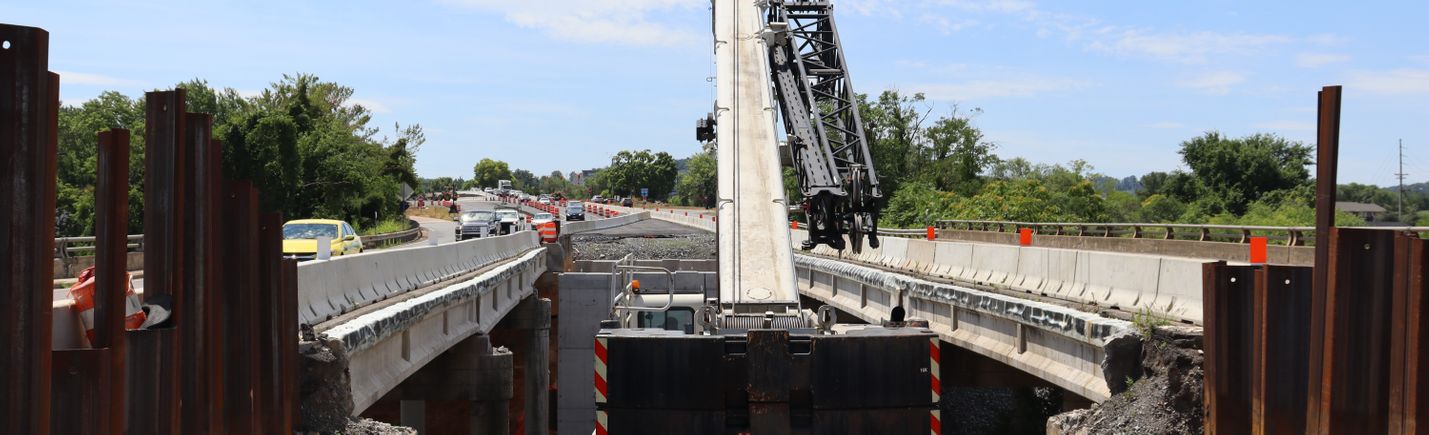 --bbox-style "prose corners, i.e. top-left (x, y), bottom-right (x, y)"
top-left (1397, 138), bottom-right (1406, 221)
